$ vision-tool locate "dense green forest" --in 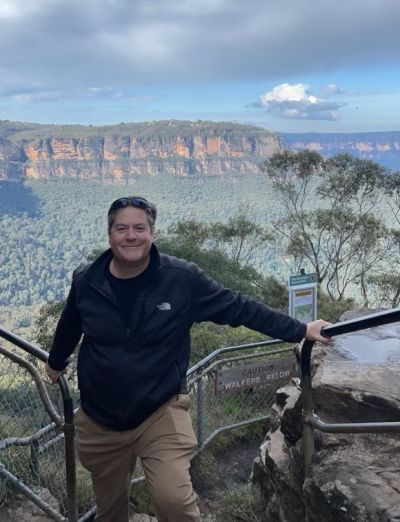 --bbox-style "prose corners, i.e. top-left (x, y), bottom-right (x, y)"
top-left (0, 173), bottom-right (285, 341)
top-left (1, 152), bottom-right (399, 344)
top-left (0, 174), bottom-right (286, 308)
top-left (0, 118), bottom-right (275, 142)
